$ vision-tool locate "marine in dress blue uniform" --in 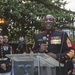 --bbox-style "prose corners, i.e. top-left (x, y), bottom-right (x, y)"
top-left (33, 15), bottom-right (74, 75)
top-left (0, 35), bottom-right (13, 75)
